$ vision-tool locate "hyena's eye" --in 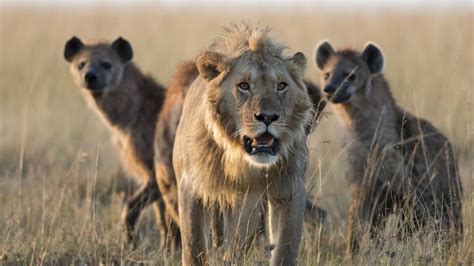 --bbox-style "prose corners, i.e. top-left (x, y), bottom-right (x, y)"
top-left (100, 61), bottom-right (112, 70)
top-left (323, 73), bottom-right (330, 80)
top-left (348, 73), bottom-right (356, 81)
top-left (77, 61), bottom-right (86, 70)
